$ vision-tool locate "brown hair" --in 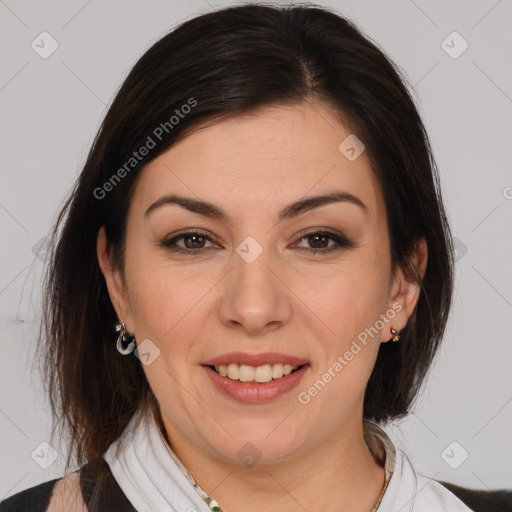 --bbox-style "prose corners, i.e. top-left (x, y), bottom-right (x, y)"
top-left (36, 2), bottom-right (454, 472)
